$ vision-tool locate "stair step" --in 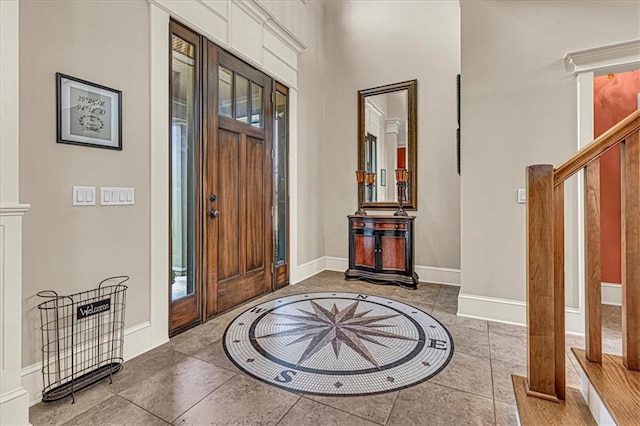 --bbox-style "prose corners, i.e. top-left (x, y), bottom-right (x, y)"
top-left (572, 348), bottom-right (640, 426)
top-left (512, 375), bottom-right (595, 425)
